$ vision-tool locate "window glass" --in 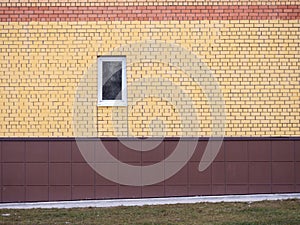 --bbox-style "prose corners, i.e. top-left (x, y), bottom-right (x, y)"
top-left (102, 61), bottom-right (122, 100)
top-left (98, 57), bottom-right (127, 106)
